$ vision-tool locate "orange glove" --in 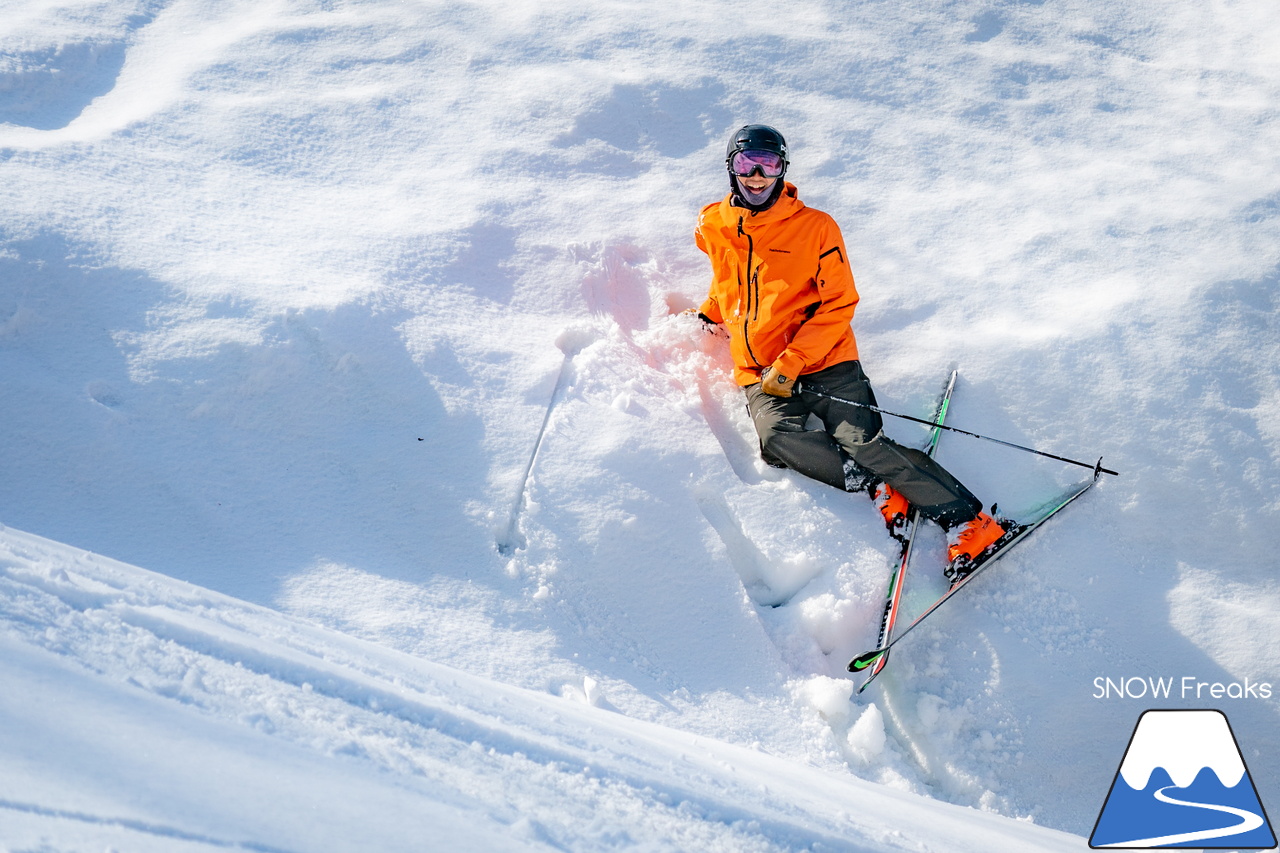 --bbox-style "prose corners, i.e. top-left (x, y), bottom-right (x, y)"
top-left (761, 366), bottom-right (796, 397)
